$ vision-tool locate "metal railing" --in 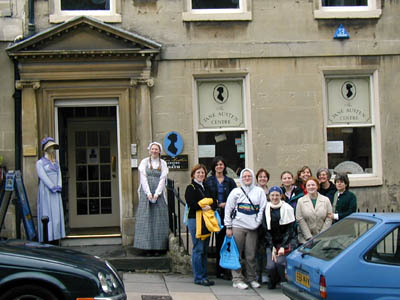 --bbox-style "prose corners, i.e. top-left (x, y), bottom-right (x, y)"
top-left (166, 179), bottom-right (189, 253)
